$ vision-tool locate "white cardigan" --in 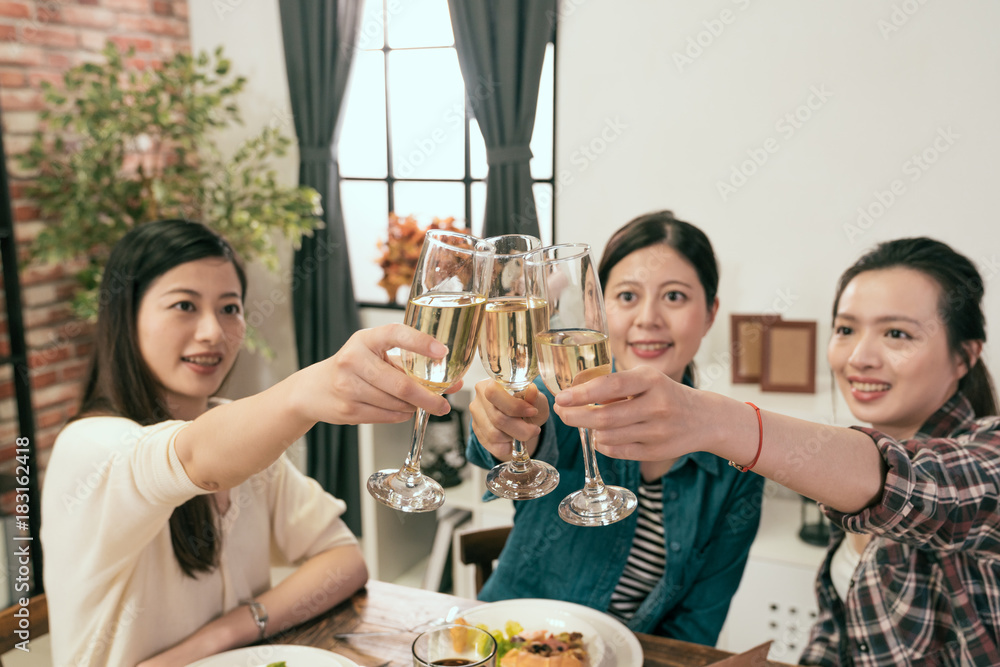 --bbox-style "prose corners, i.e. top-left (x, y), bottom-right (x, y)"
top-left (40, 415), bottom-right (357, 666)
